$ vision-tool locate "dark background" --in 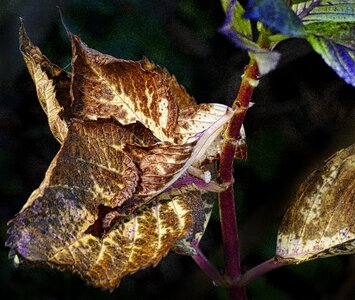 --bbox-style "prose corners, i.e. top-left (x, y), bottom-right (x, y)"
top-left (0, 0), bottom-right (354, 299)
